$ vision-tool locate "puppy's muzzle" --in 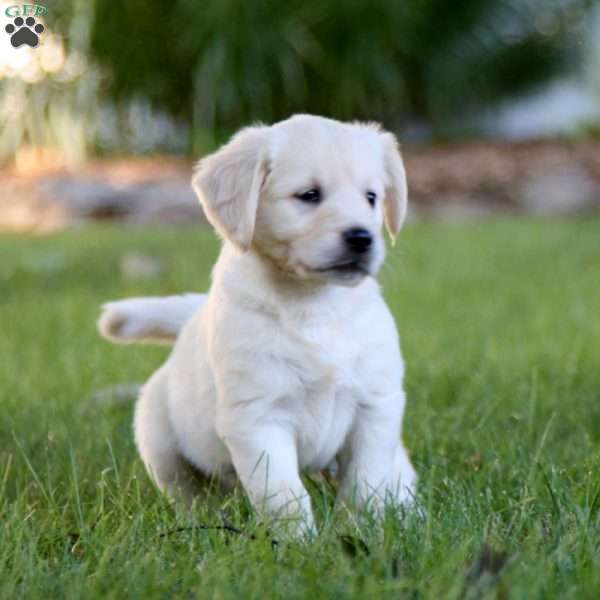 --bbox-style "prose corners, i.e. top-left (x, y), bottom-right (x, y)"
top-left (313, 228), bottom-right (374, 278)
